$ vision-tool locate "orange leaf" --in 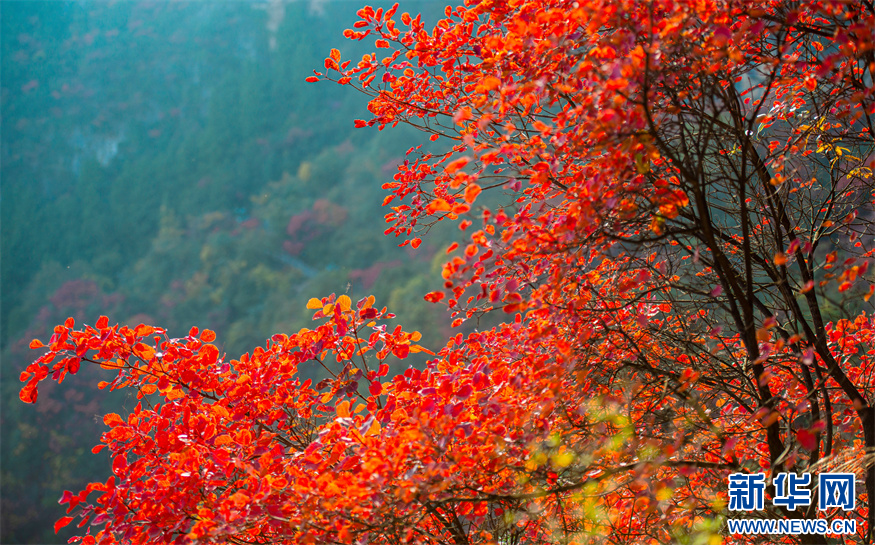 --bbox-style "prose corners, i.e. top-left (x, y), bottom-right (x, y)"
top-left (336, 400), bottom-right (351, 418)
top-left (307, 298), bottom-right (323, 309)
top-left (444, 156), bottom-right (471, 175)
top-left (201, 329), bottom-right (216, 342)
top-left (479, 75), bottom-right (500, 91)
top-left (365, 419), bottom-right (381, 436)
top-left (464, 183), bottom-right (482, 204)
top-left (165, 388), bottom-right (185, 401)
top-left (132, 343), bottom-right (155, 360)
top-left (427, 199), bottom-right (452, 213)
top-left (103, 413), bottom-right (124, 427)
top-left (29, 339), bottom-right (44, 349)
